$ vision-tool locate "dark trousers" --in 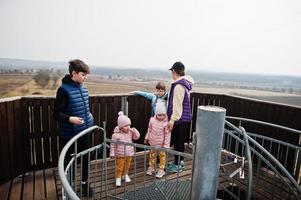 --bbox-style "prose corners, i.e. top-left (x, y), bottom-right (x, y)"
top-left (171, 122), bottom-right (190, 164)
top-left (59, 136), bottom-right (90, 182)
